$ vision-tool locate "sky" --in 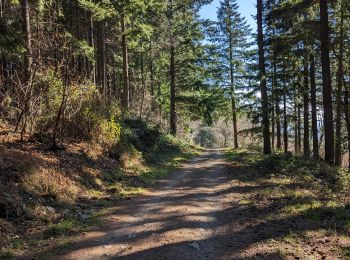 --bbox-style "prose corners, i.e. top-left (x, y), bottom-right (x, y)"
top-left (199, 0), bottom-right (256, 31)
